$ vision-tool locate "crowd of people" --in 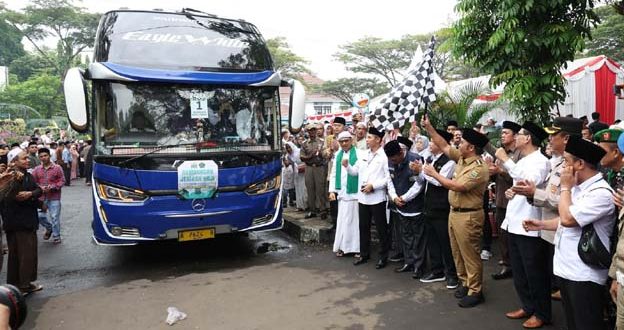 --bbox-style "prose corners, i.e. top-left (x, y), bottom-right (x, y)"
top-left (0, 129), bottom-right (93, 300)
top-left (281, 111), bottom-right (624, 329)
